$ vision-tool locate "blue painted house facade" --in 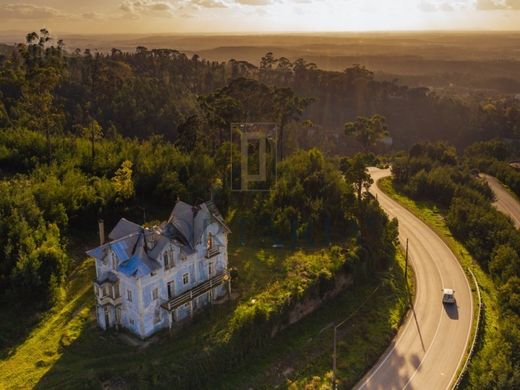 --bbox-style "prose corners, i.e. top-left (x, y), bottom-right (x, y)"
top-left (87, 200), bottom-right (230, 339)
